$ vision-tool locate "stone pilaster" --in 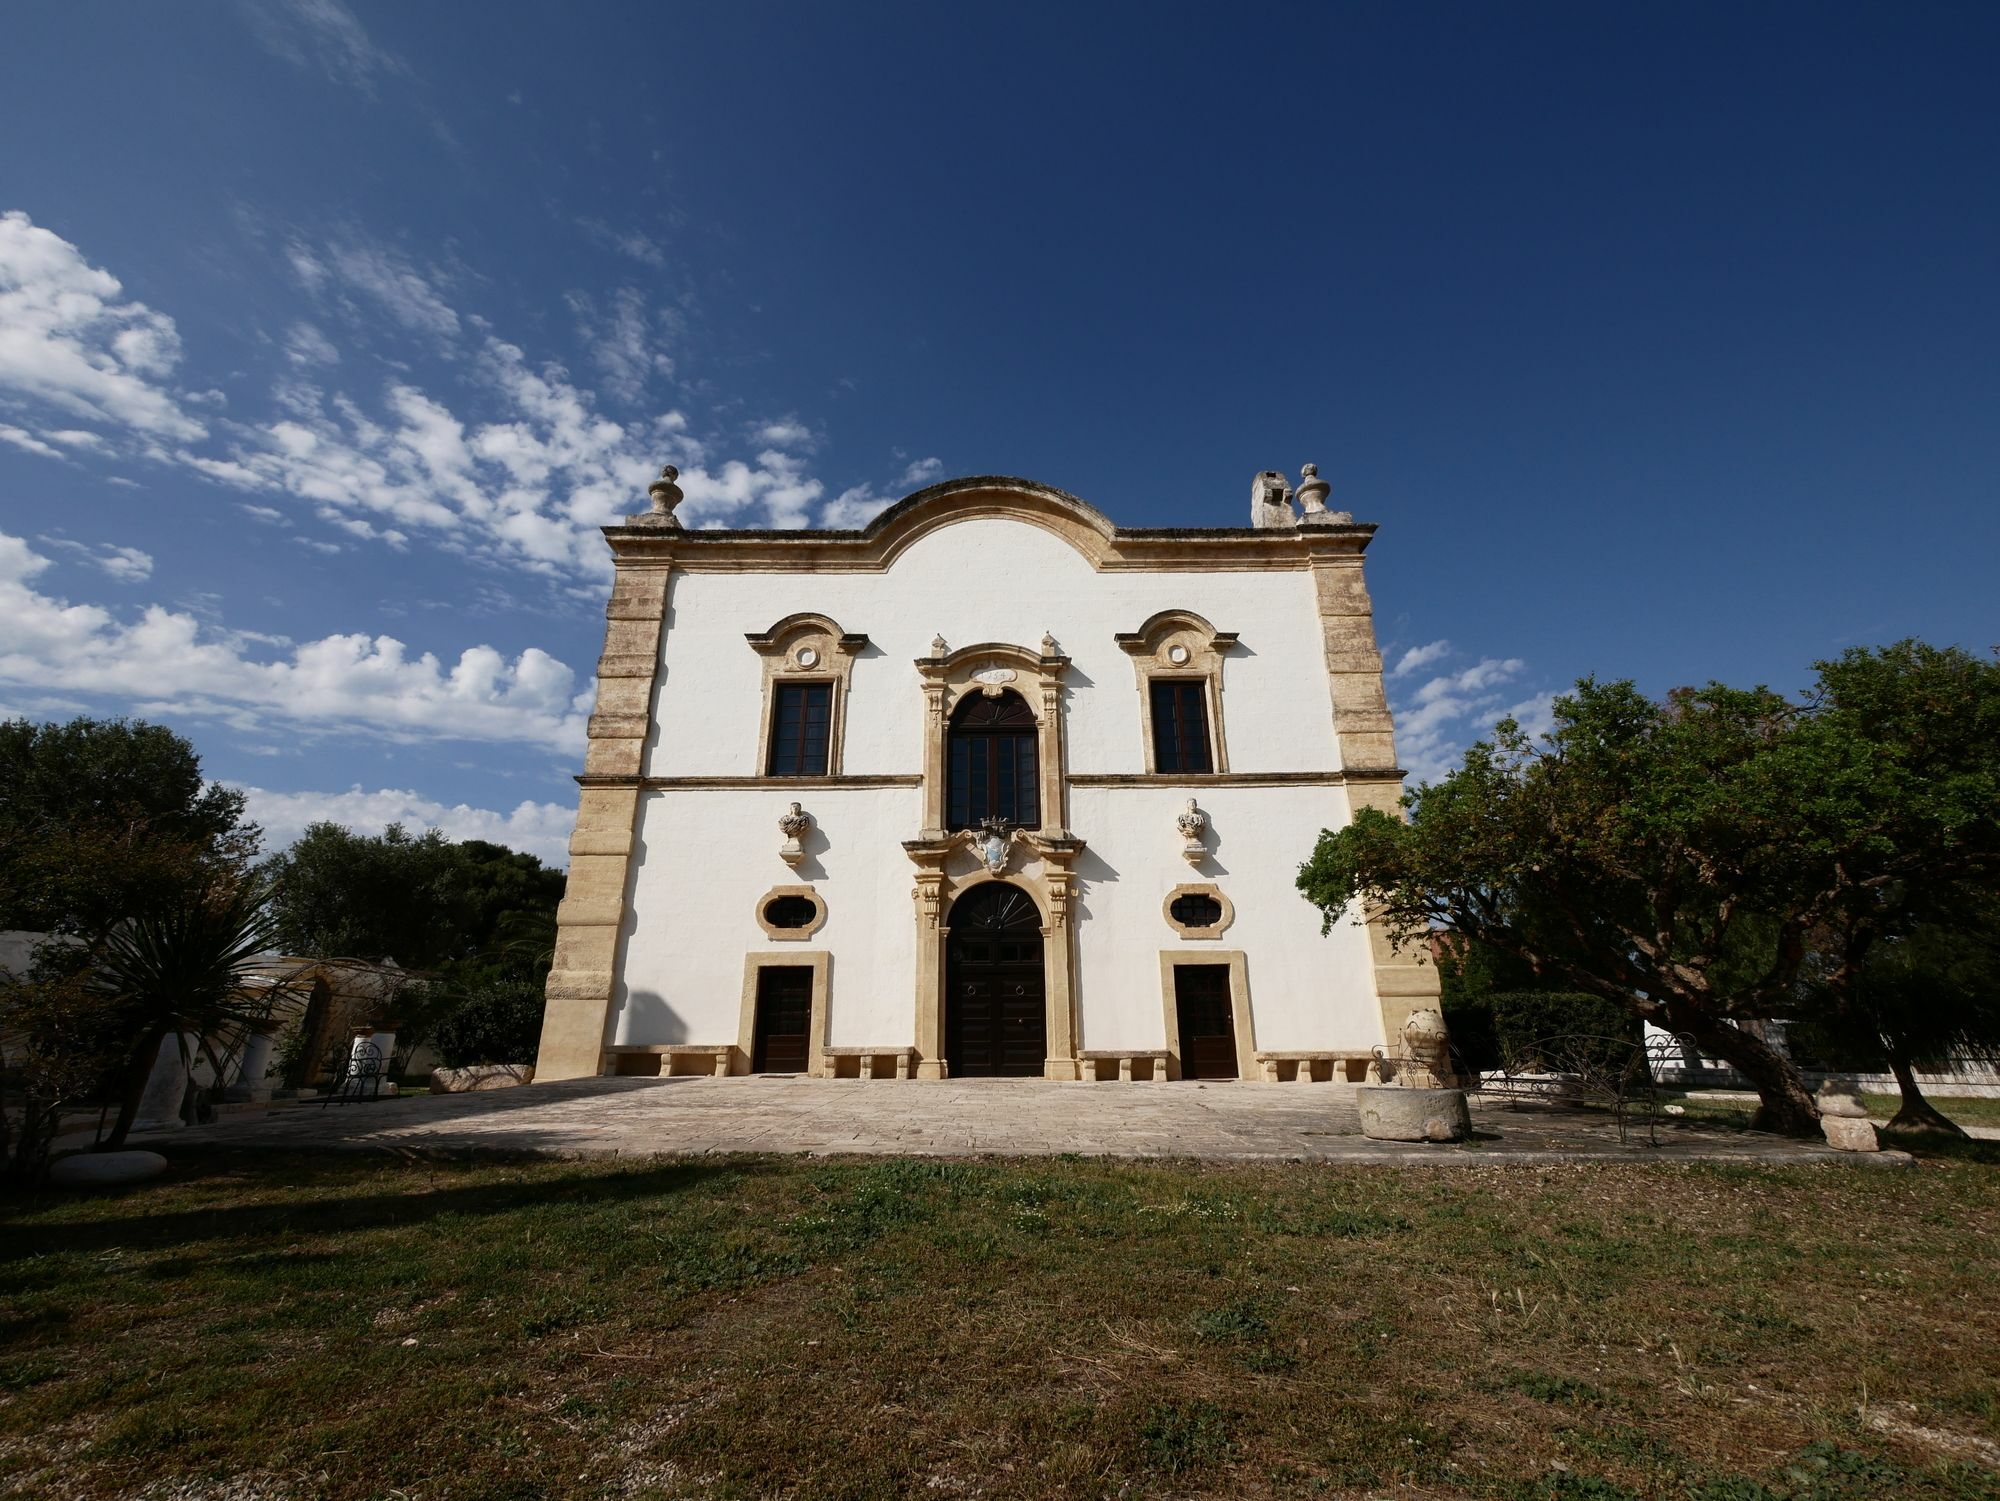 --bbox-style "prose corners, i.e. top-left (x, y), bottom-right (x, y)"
top-left (535, 556), bottom-right (673, 1081)
top-left (1303, 534), bottom-right (1442, 1043)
